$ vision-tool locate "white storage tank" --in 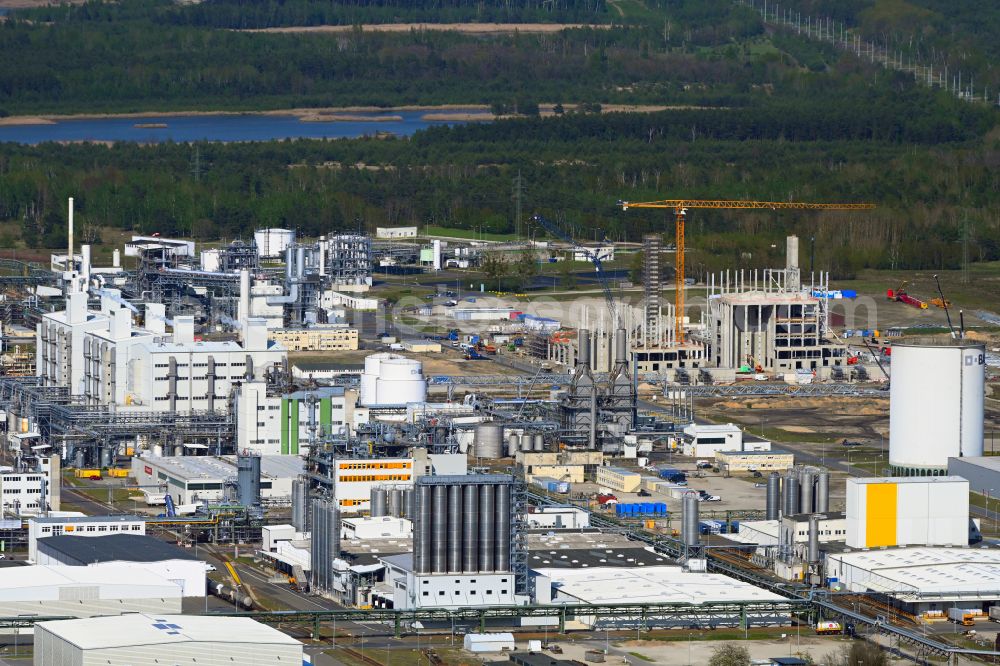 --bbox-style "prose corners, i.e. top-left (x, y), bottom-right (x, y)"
top-left (254, 228), bottom-right (296, 259)
top-left (376, 357), bottom-right (426, 405)
top-left (359, 352), bottom-right (394, 406)
top-left (200, 248), bottom-right (221, 273)
top-left (889, 339), bottom-right (985, 475)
